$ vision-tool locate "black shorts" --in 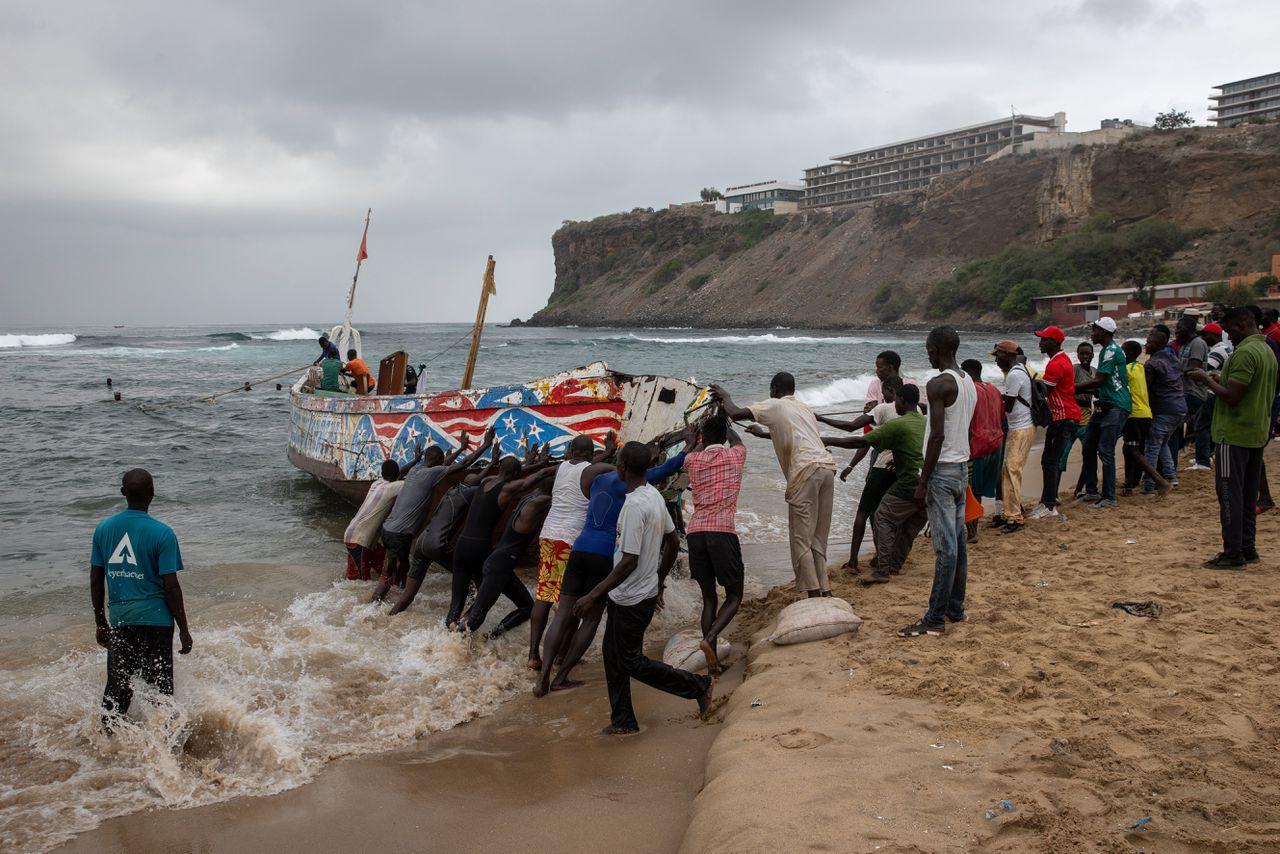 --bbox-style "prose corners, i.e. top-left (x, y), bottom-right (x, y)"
top-left (103, 624), bottom-right (174, 714)
top-left (408, 538), bottom-right (451, 581)
top-left (382, 529), bottom-right (414, 564)
top-left (1122, 417), bottom-right (1151, 446)
top-left (858, 467), bottom-right (896, 515)
top-left (687, 531), bottom-right (745, 588)
top-left (561, 550), bottom-right (613, 599)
